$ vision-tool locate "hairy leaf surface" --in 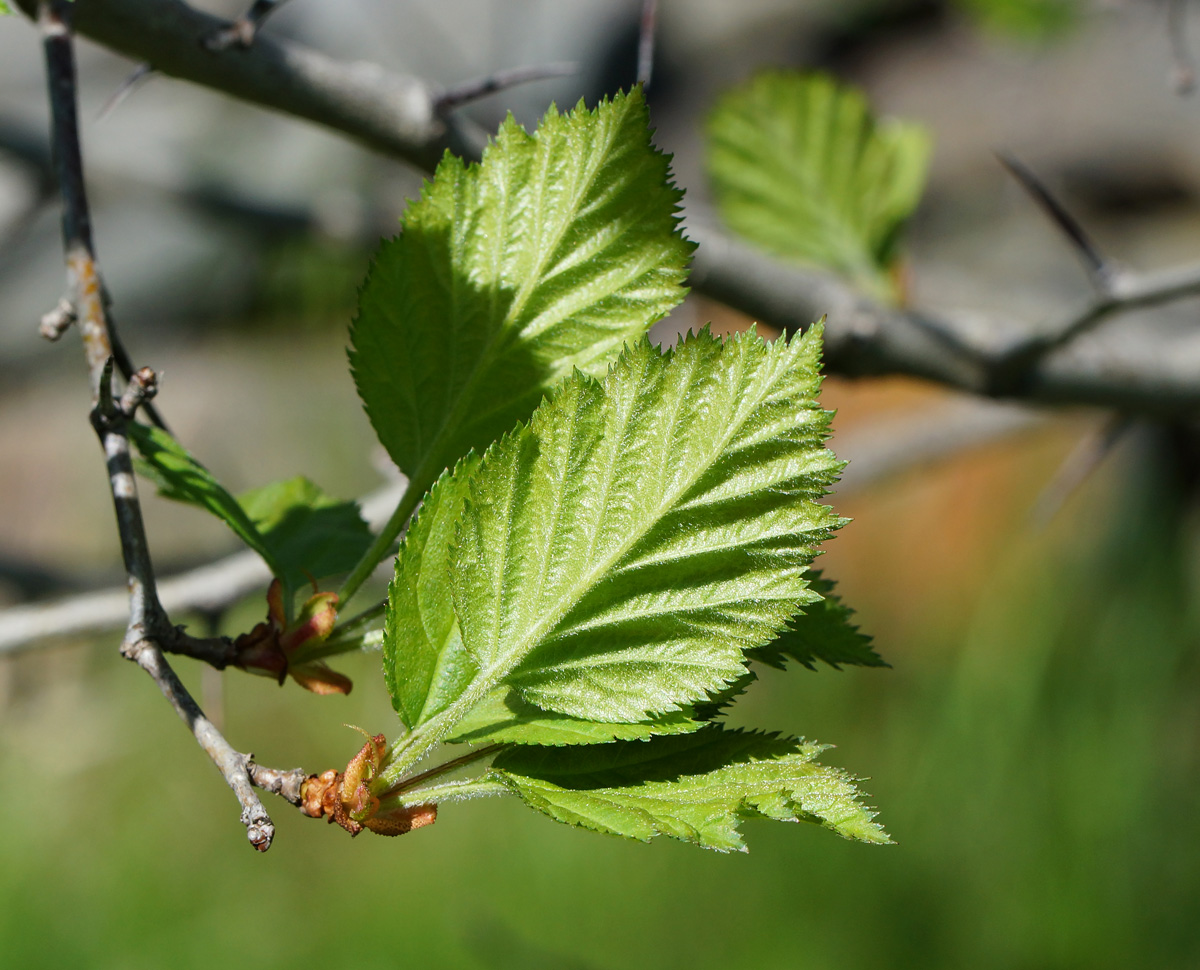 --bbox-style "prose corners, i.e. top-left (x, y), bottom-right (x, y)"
top-left (452, 326), bottom-right (841, 723)
top-left (446, 687), bottom-right (700, 745)
top-left (237, 477), bottom-right (372, 596)
top-left (350, 88), bottom-right (692, 495)
top-left (386, 455), bottom-right (706, 745)
top-left (488, 726), bottom-right (889, 850)
top-left (382, 324), bottom-right (843, 774)
top-left (707, 72), bottom-right (929, 301)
